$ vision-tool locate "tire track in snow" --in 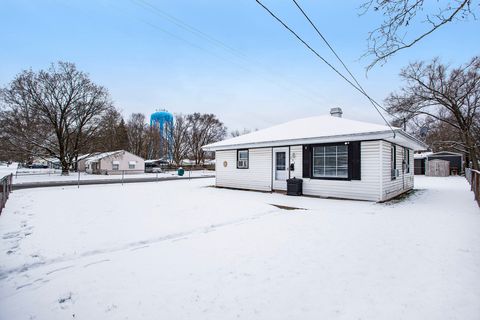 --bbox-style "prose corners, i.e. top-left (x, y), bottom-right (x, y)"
top-left (0, 208), bottom-right (283, 279)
